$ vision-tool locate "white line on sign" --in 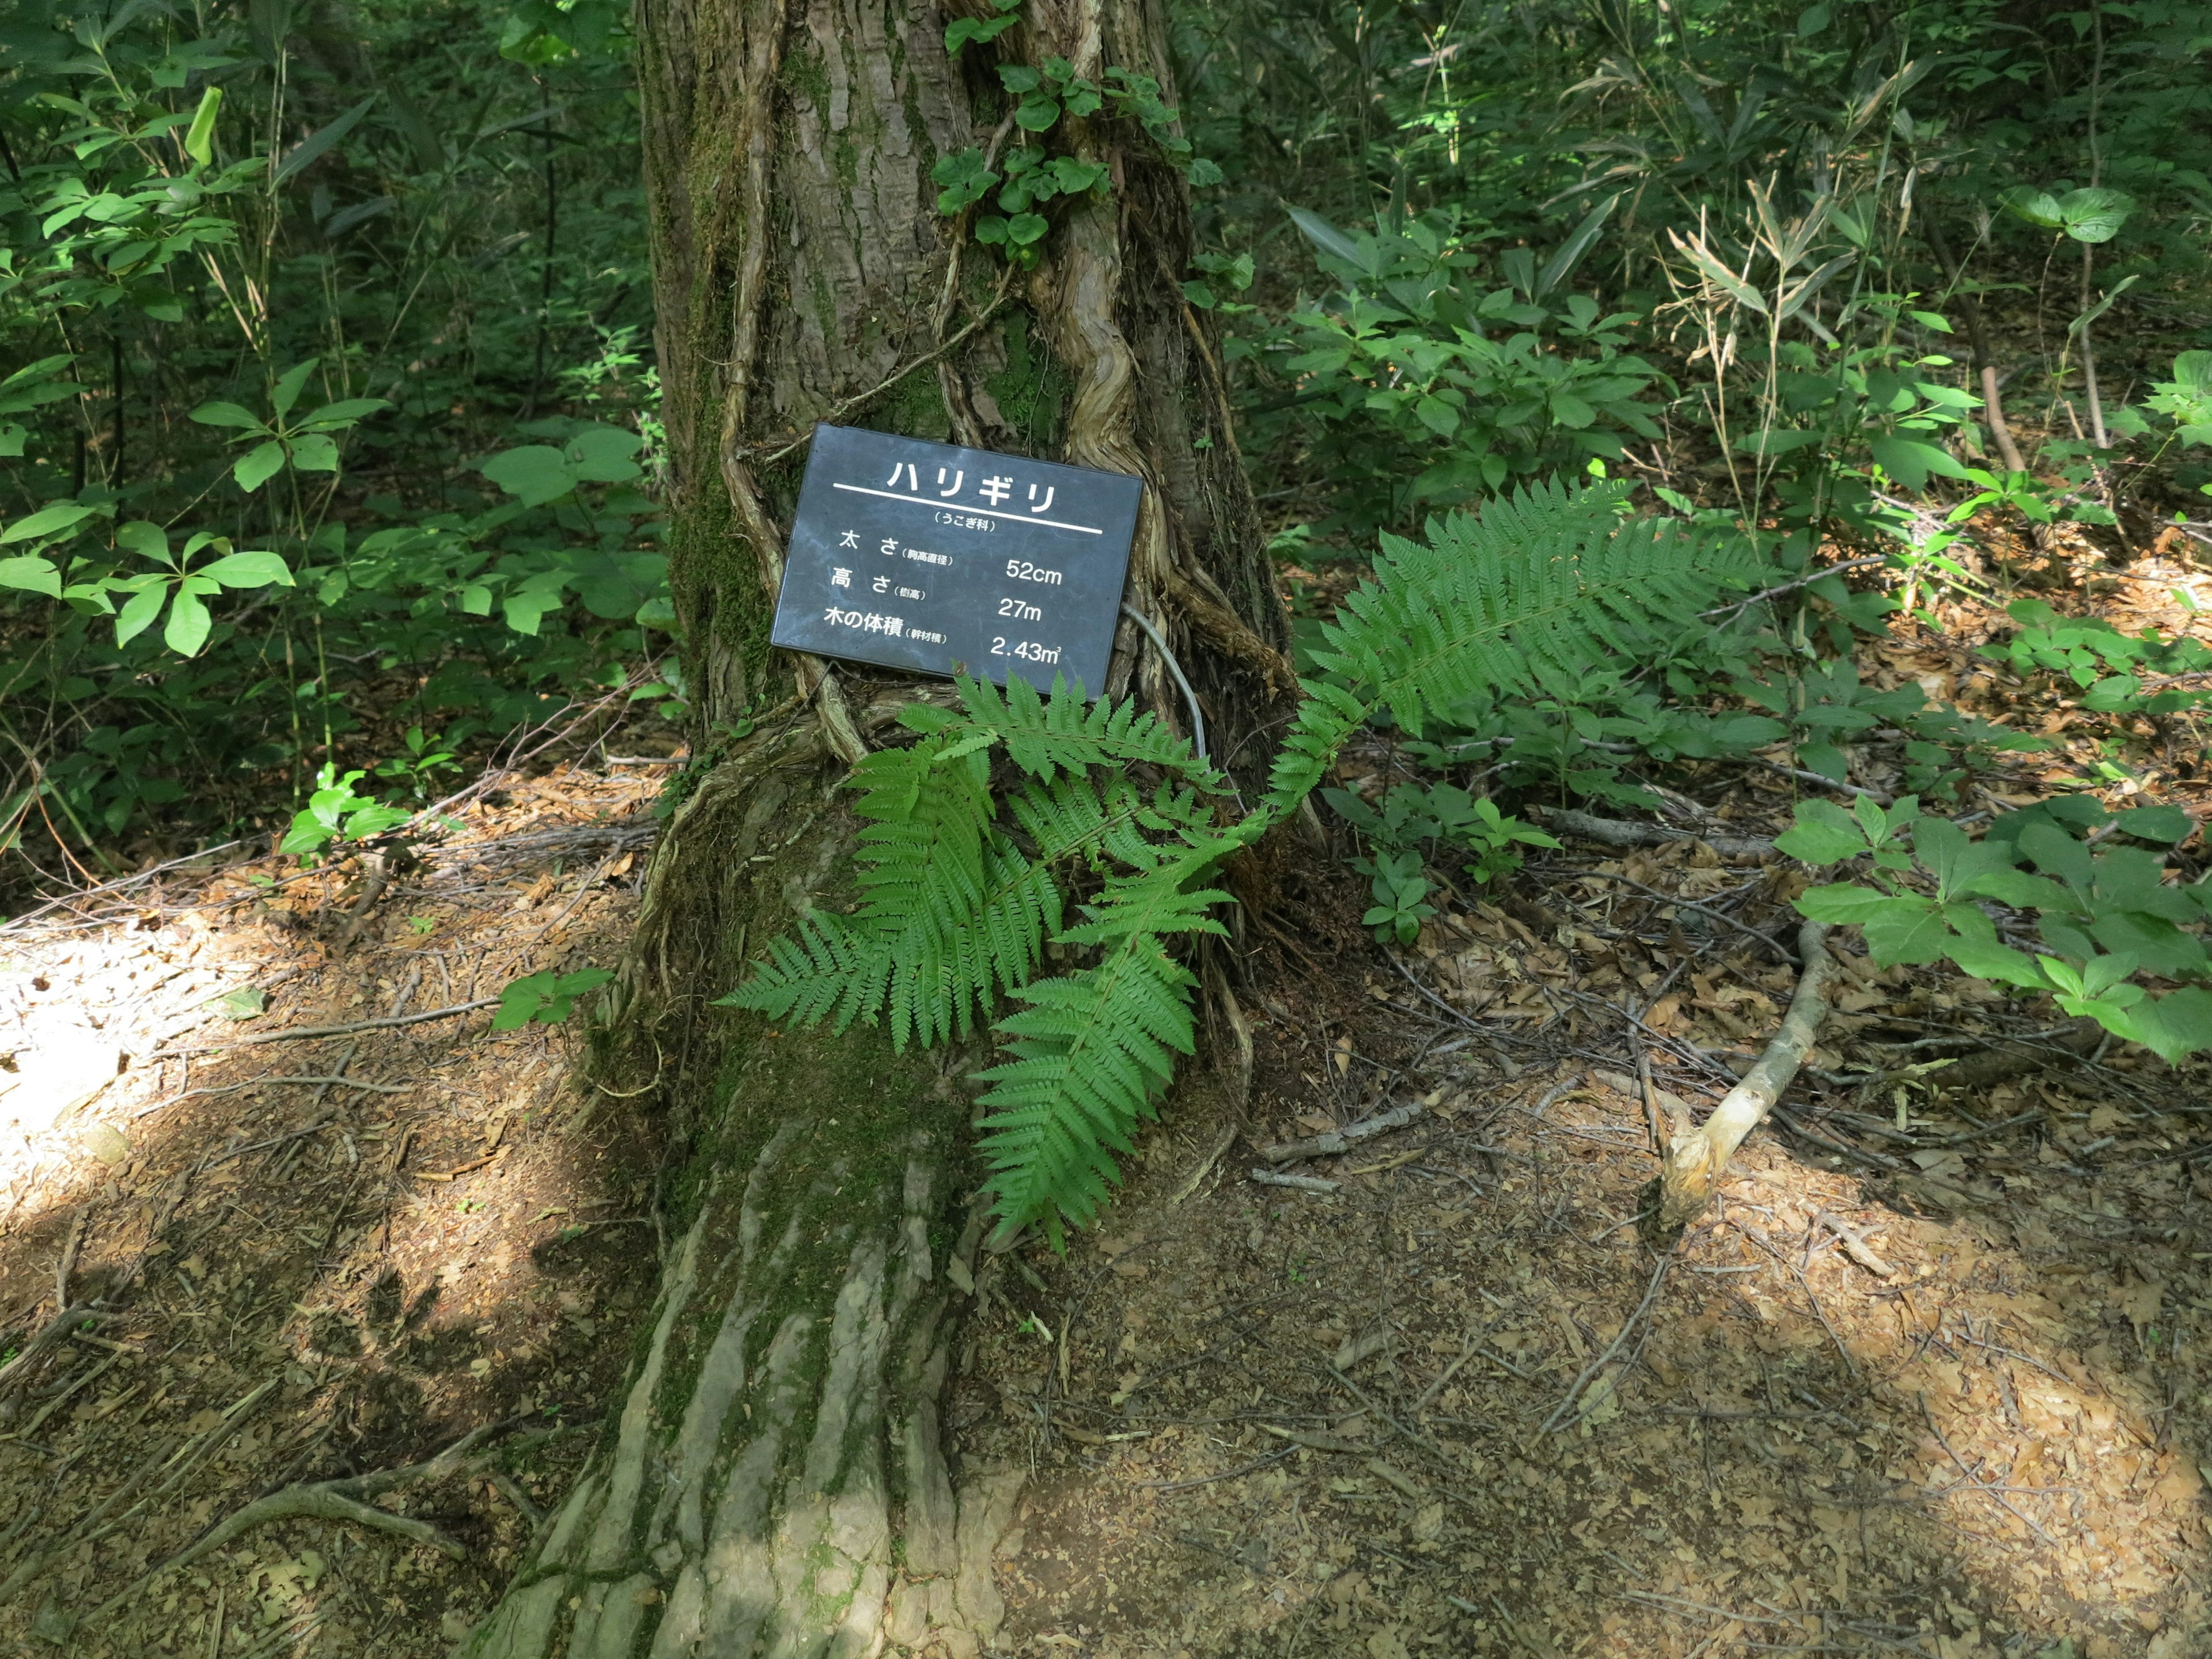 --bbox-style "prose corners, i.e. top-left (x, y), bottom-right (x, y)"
top-left (830, 482), bottom-right (1105, 535)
